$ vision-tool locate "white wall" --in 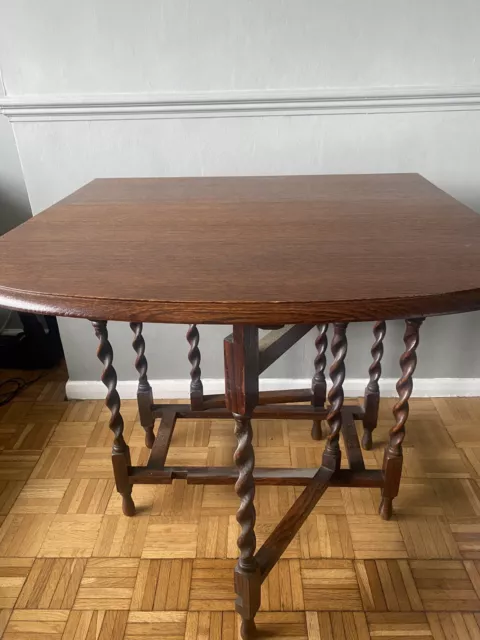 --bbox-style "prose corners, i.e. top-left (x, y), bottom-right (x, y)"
top-left (1, 0), bottom-right (480, 391)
